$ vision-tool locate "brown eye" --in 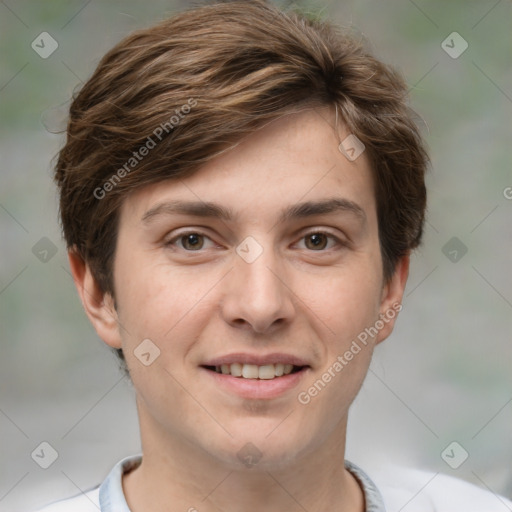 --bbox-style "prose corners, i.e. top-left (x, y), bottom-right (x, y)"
top-left (304, 233), bottom-right (328, 250)
top-left (181, 233), bottom-right (204, 250)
